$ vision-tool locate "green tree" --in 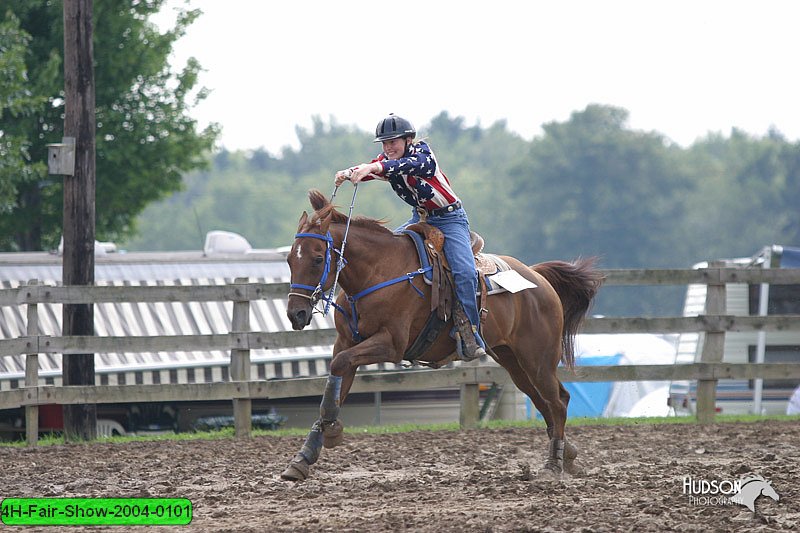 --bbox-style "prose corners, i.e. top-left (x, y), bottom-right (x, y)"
top-left (685, 129), bottom-right (800, 260)
top-left (511, 105), bottom-right (692, 265)
top-left (0, 0), bottom-right (218, 251)
top-left (507, 105), bottom-right (695, 315)
top-left (0, 12), bottom-right (49, 216)
top-left (124, 118), bottom-right (385, 251)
